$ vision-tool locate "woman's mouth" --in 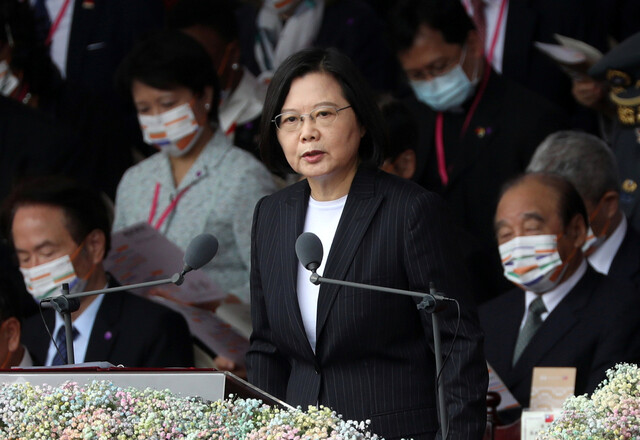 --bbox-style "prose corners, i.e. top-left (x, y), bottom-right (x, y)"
top-left (302, 150), bottom-right (325, 163)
